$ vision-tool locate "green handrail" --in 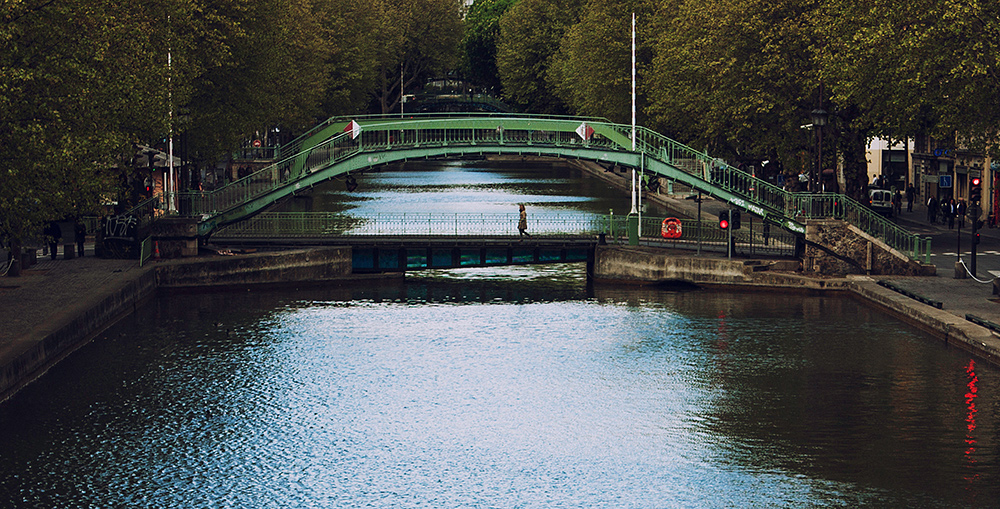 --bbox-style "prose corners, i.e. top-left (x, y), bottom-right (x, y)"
top-left (178, 114), bottom-right (927, 262)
